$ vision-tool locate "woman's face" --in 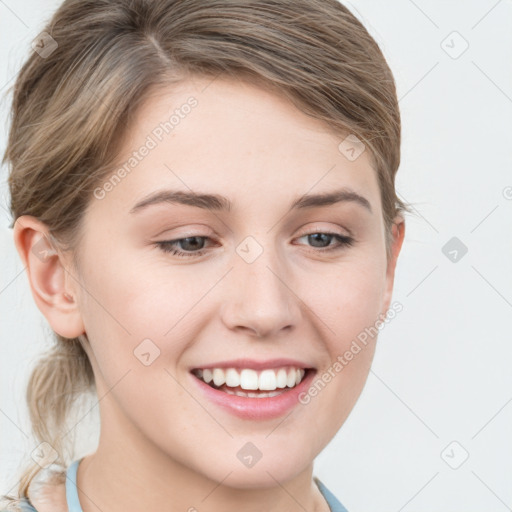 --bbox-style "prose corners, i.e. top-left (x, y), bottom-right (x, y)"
top-left (68, 75), bottom-right (404, 487)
